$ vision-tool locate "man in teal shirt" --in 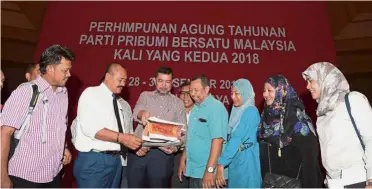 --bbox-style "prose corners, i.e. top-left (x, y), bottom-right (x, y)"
top-left (178, 75), bottom-right (228, 188)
